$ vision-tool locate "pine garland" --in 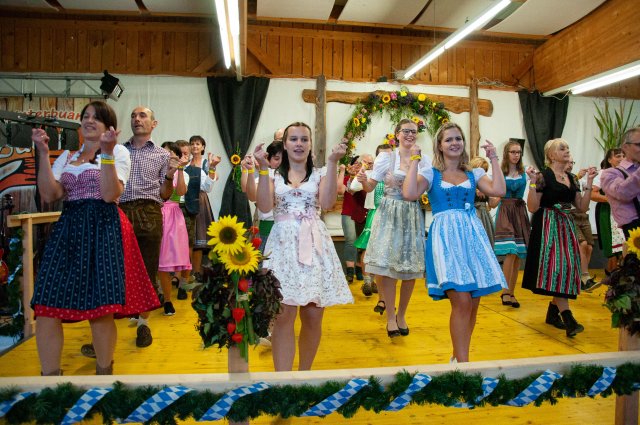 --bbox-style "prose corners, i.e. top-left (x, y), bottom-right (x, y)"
top-left (0, 229), bottom-right (24, 337)
top-left (2, 363), bottom-right (639, 424)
